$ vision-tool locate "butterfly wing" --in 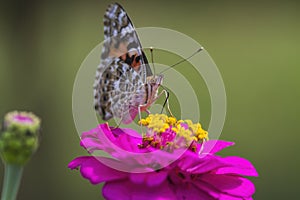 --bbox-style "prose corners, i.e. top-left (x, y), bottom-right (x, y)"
top-left (94, 3), bottom-right (151, 123)
top-left (101, 3), bottom-right (152, 79)
top-left (94, 57), bottom-right (146, 123)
